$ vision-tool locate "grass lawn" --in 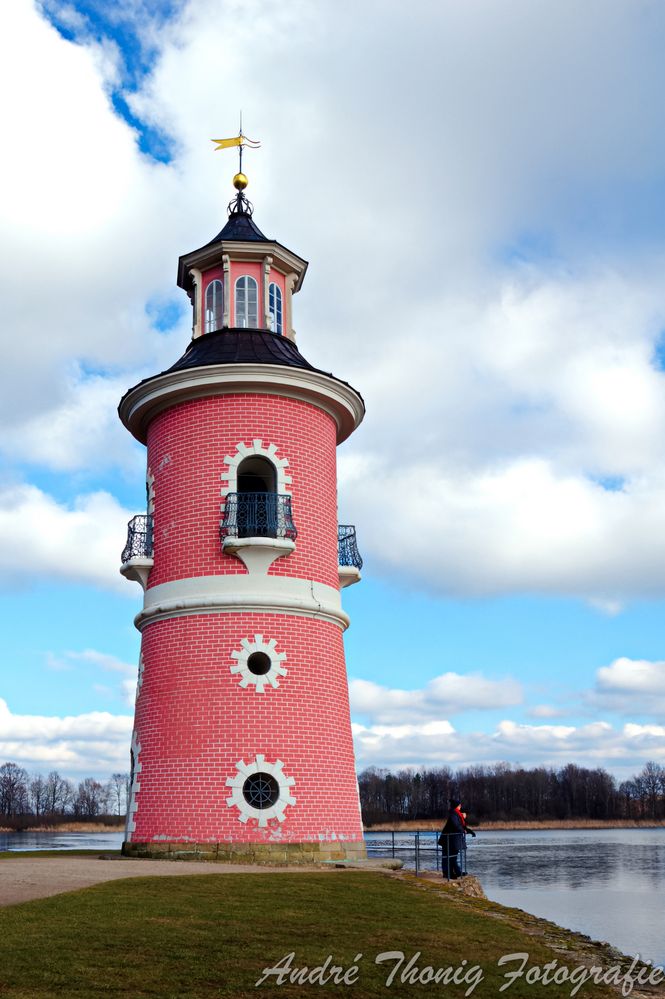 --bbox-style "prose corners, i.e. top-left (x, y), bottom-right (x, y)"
top-left (0, 871), bottom-right (633, 998)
